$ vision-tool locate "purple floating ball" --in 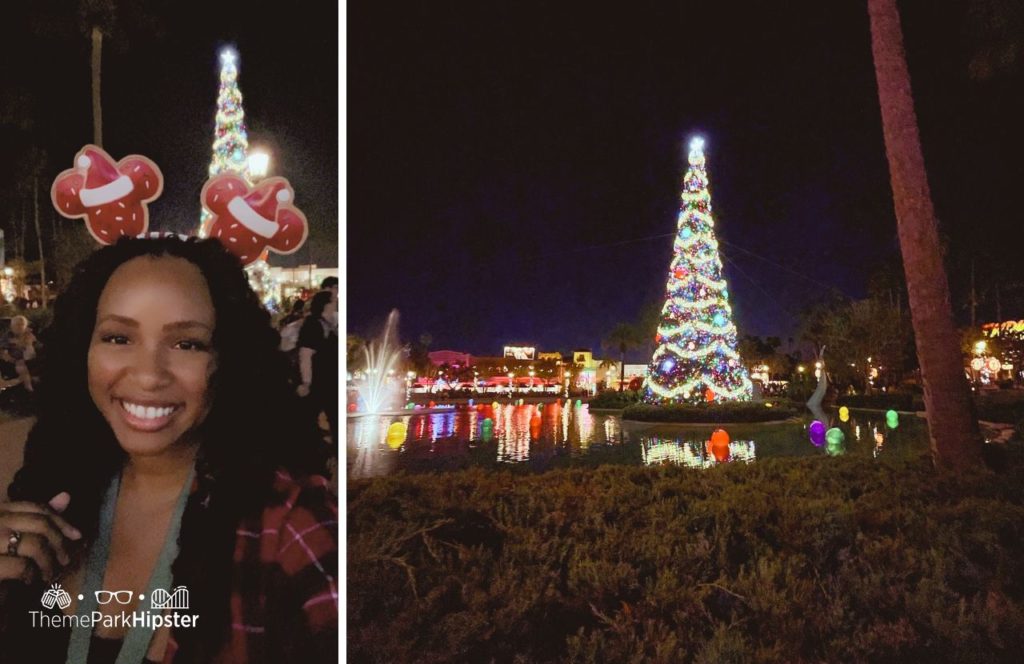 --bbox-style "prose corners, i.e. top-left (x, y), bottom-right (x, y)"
top-left (809, 420), bottom-right (826, 447)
